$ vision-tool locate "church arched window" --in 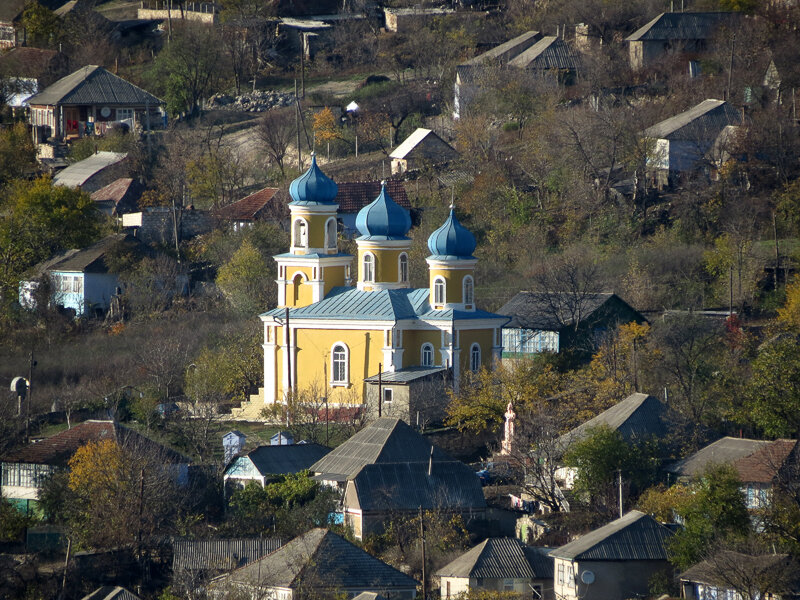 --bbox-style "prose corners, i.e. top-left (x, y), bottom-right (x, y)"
top-left (331, 343), bottom-right (349, 385)
top-left (293, 218), bottom-right (308, 248)
top-left (462, 275), bottom-right (474, 305)
top-left (470, 343), bottom-right (481, 373)
top-left (363, 253), bottom-right (375, 283)
top-left (421, 343), bottom-right (434, 367)
top-left (325, 218), bottom-right (337, 250)
top-left (434, 277), bottom-right (446, 305)
top-left (399, 253), bottom-right (409, 283)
